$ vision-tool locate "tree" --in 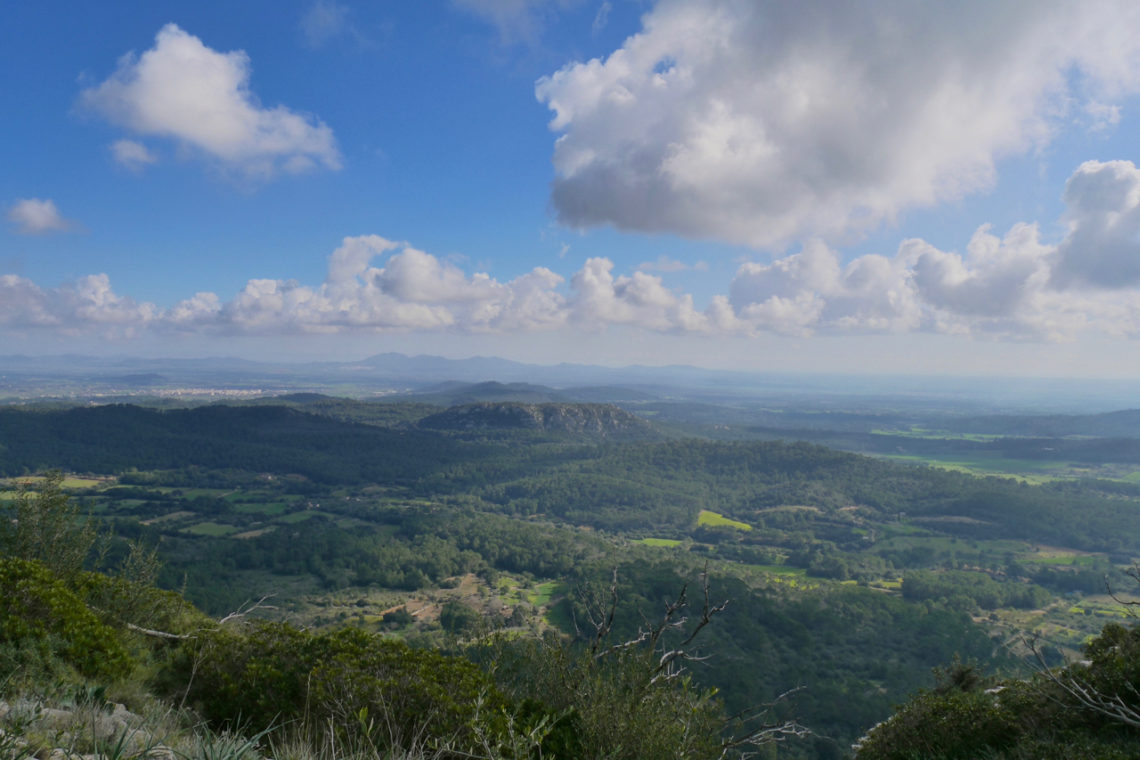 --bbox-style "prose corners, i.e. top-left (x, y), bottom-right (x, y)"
top-left (482, 568), bottom-right (808, 759)
top-left (0, 471), bottom-right (99, 580)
